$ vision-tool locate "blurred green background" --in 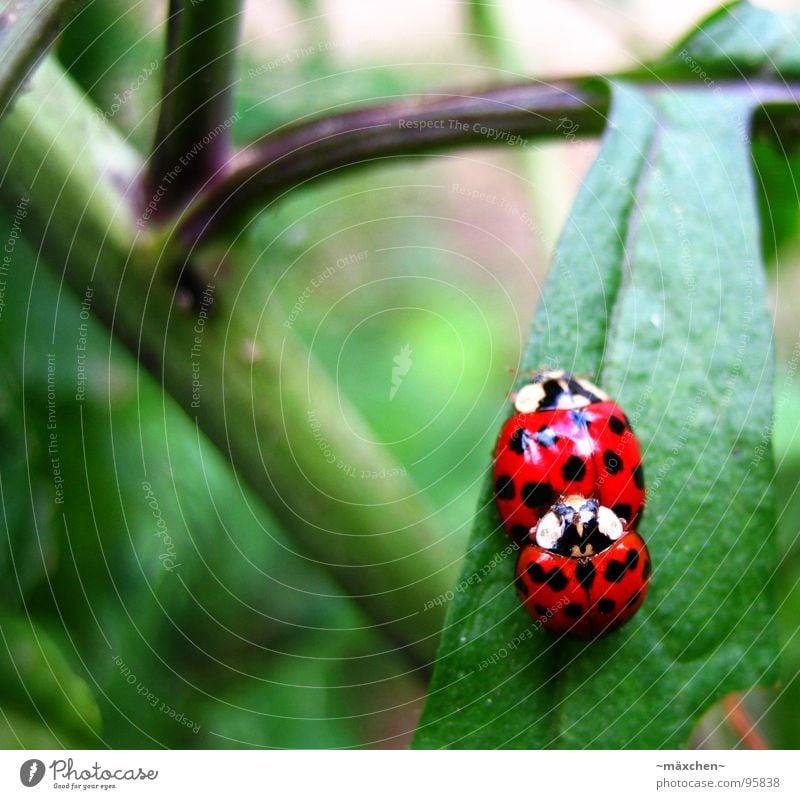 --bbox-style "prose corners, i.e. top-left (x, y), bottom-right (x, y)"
top-left (1, 0), bottom-right (799, 748)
